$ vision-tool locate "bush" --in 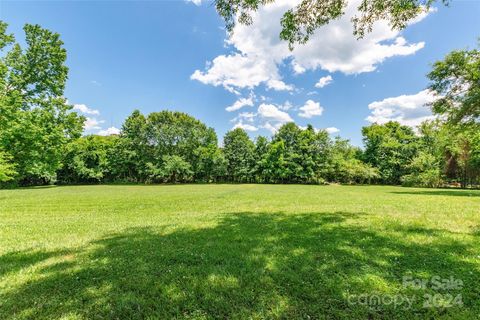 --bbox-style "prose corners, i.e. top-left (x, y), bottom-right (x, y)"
top-left (401, 169), bottom-right (443, 188)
